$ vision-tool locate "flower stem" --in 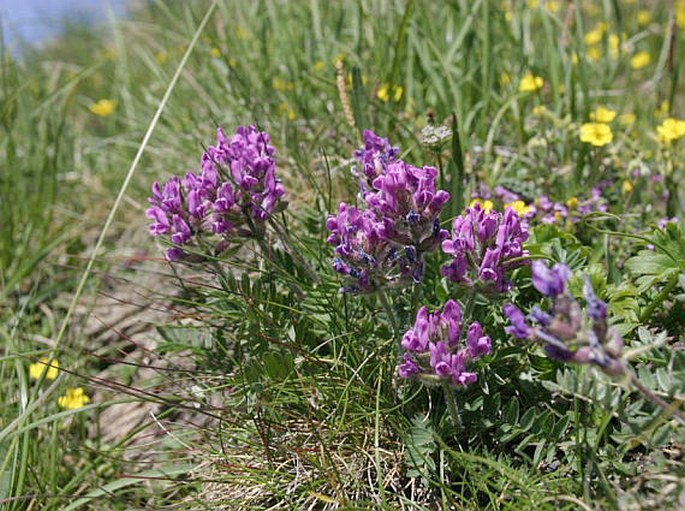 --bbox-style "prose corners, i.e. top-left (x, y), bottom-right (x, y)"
top-left (442, 382), bottom-right (462, 428)
top-left (378, 289), bottom-right (401, 350)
